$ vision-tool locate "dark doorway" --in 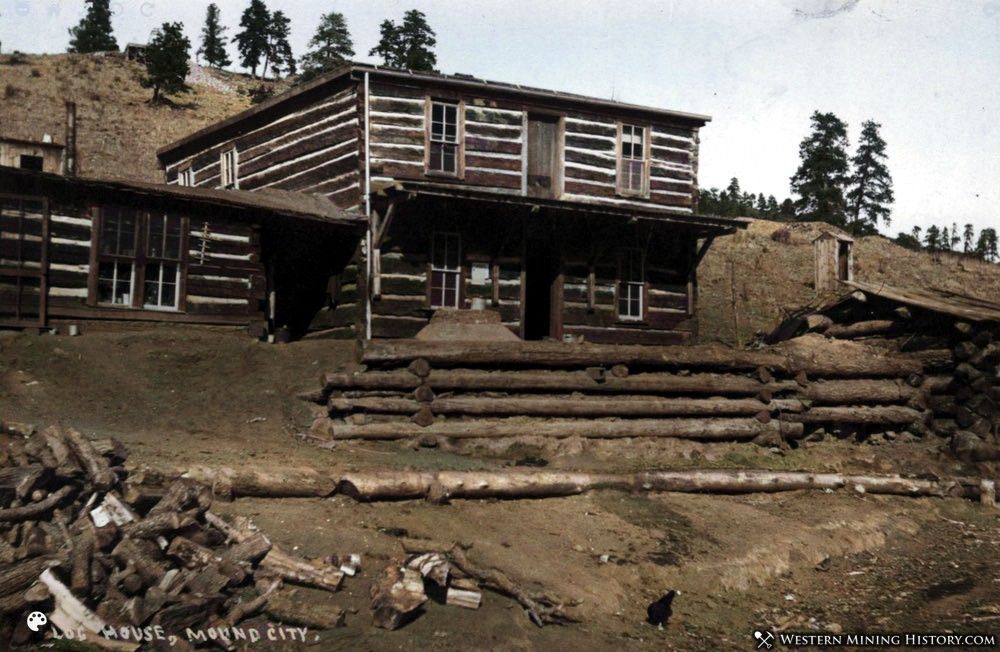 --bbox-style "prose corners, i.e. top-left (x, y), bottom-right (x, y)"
top-left (523, 237), bottom-right (561, 340)
top-left (526, 114), bottom-right (560, 198)
top-left (837, 241), bottom-right (850, 281)
top-left (18, 155), bottom-right (44, 172)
